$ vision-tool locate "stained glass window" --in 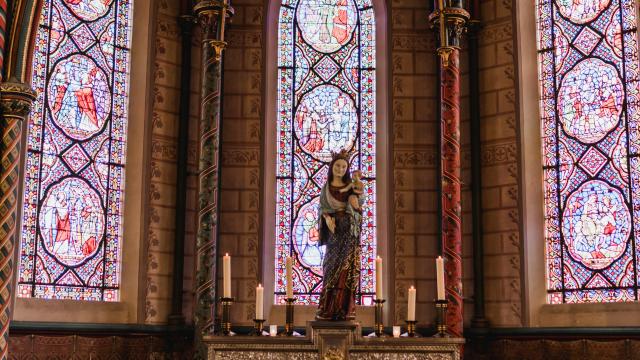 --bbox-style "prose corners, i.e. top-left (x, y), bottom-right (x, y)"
top-left (275, 0), bottom-right (377, 305)
top-left (18, 0), bottom-right (133, 301)
top-left (536, 0), bottom-right (640, 303)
